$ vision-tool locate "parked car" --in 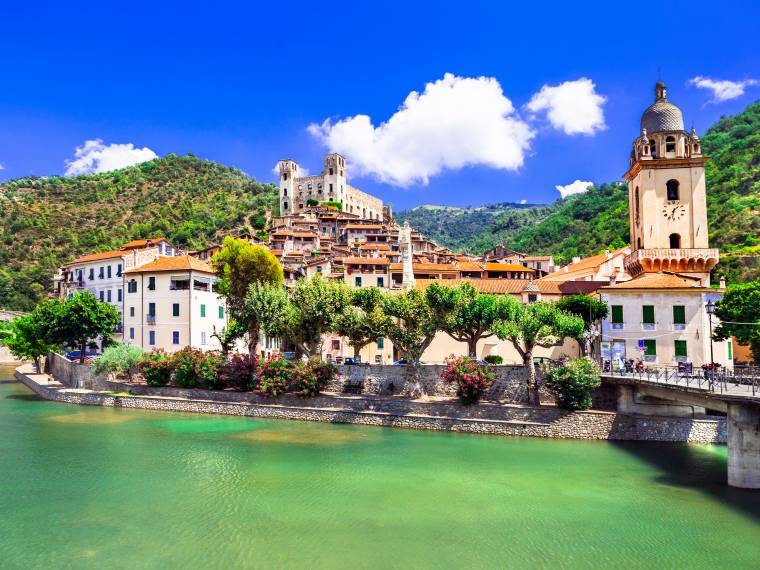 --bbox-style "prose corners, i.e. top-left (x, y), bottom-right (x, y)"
top-left (65, 350), bottom-right (99, 364)
top-left (343, 357), bottom-right (361, 365)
